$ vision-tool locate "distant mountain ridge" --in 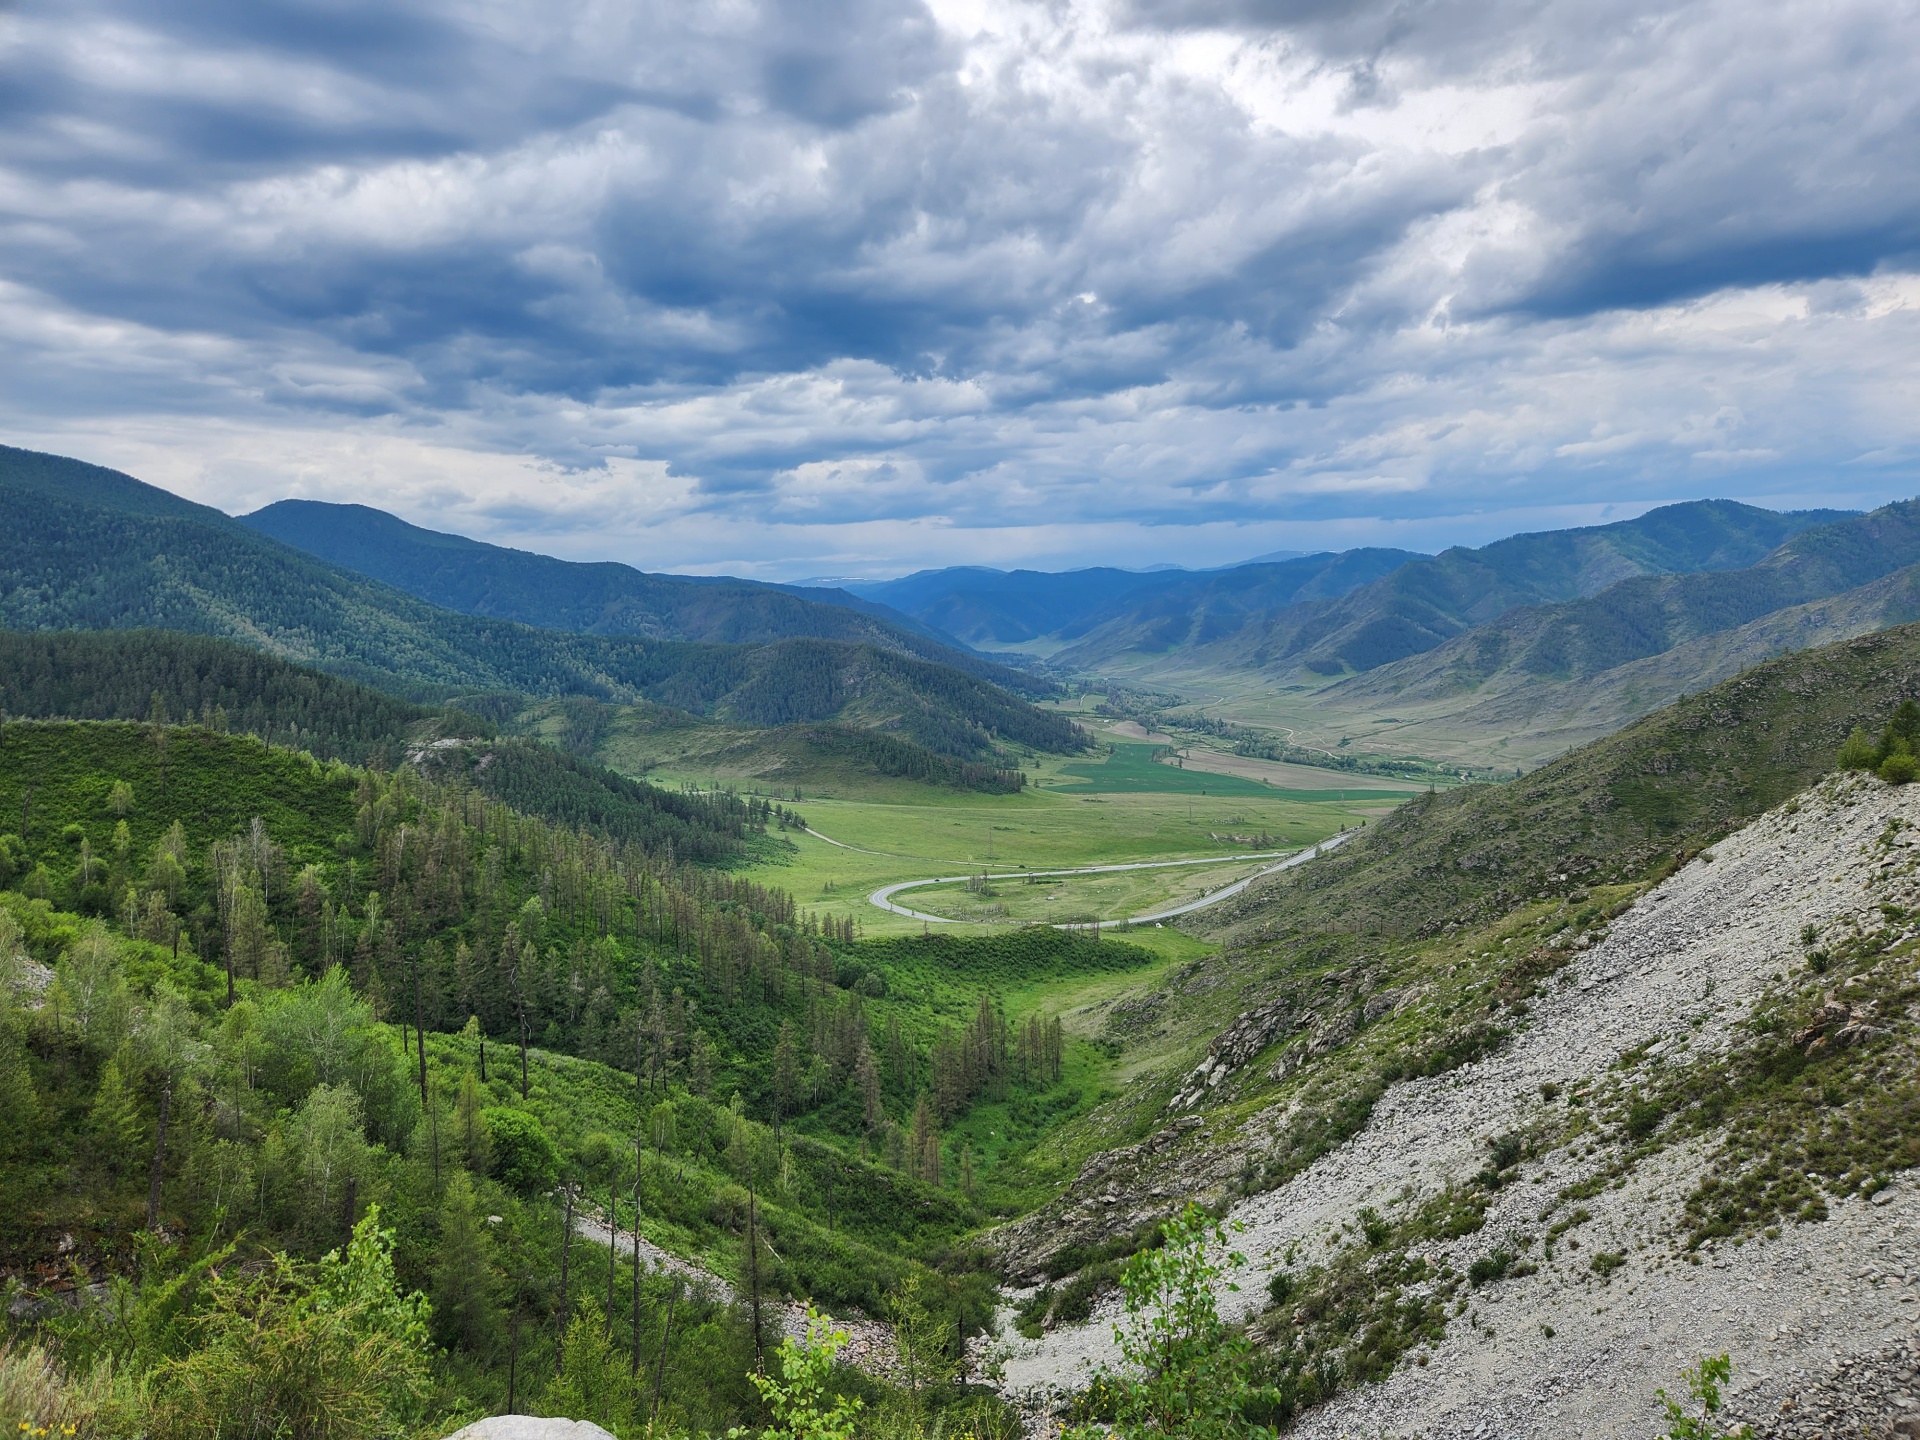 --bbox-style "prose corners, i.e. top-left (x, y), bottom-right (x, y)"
top-left (847, 501), bottom-right (1850, 673)
top-left (242, 498), bottom-right (956, 654)
top-left (848, 550), bottom-right (1425, 651)
top-left (0, 446), bottom-right (1080, 762)
top-left (1058, 499), bottom-right (1853, 676)
top-left (1302, 497), bottom-right (1920, 763)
